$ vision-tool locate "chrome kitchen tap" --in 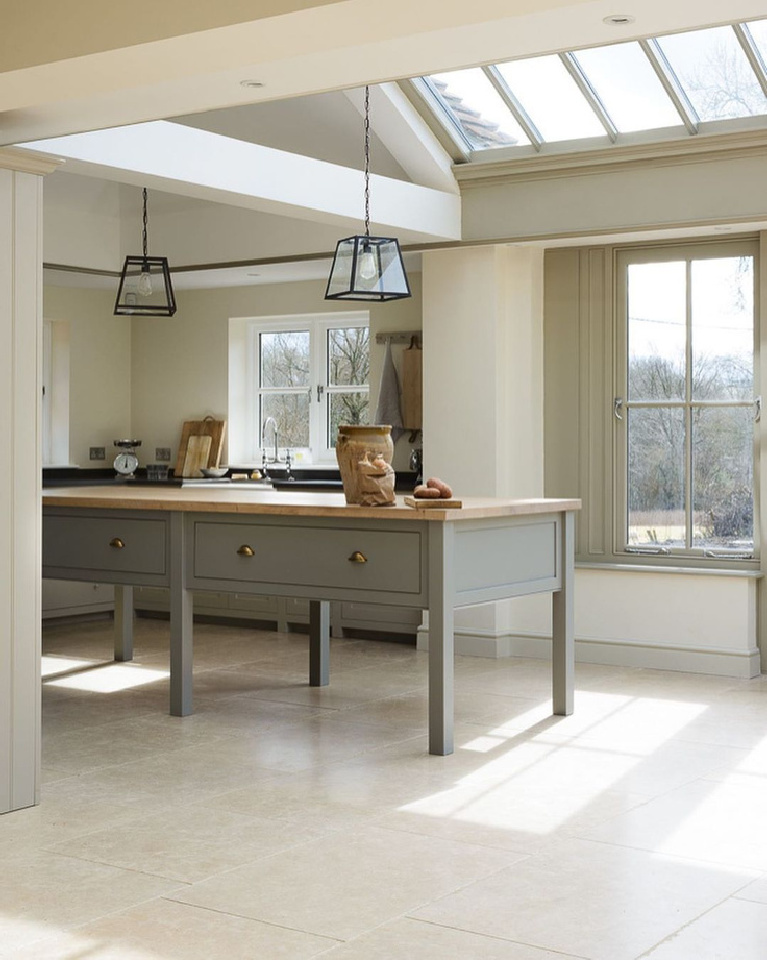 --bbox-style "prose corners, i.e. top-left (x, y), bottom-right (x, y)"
top-left (262, 416), bottom-right (280, 463)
